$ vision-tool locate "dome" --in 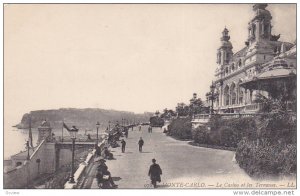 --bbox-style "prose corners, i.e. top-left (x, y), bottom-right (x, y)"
top-left (220, 40), bottom-right (233, 48)
top-left (252, 3), bottom-right (272, 21)
top-left (253, 3), bottom-right (268, 11)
